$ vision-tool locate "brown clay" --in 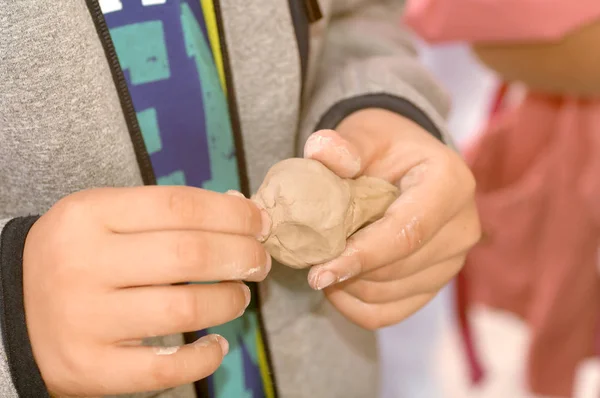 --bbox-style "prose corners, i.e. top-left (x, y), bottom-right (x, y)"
top-left (252, 158), bottom-right (399, 269)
